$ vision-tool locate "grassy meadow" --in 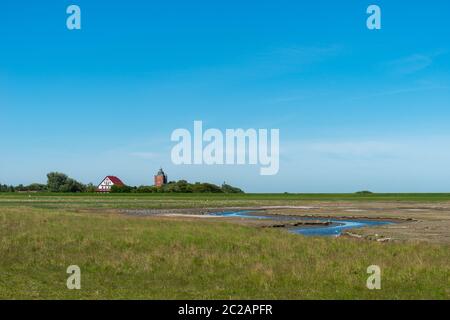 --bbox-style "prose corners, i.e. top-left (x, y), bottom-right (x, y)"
top-left (2, 192), bottom-right (450, 211)
top-left (0, 193), bottom-right (449, 299)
